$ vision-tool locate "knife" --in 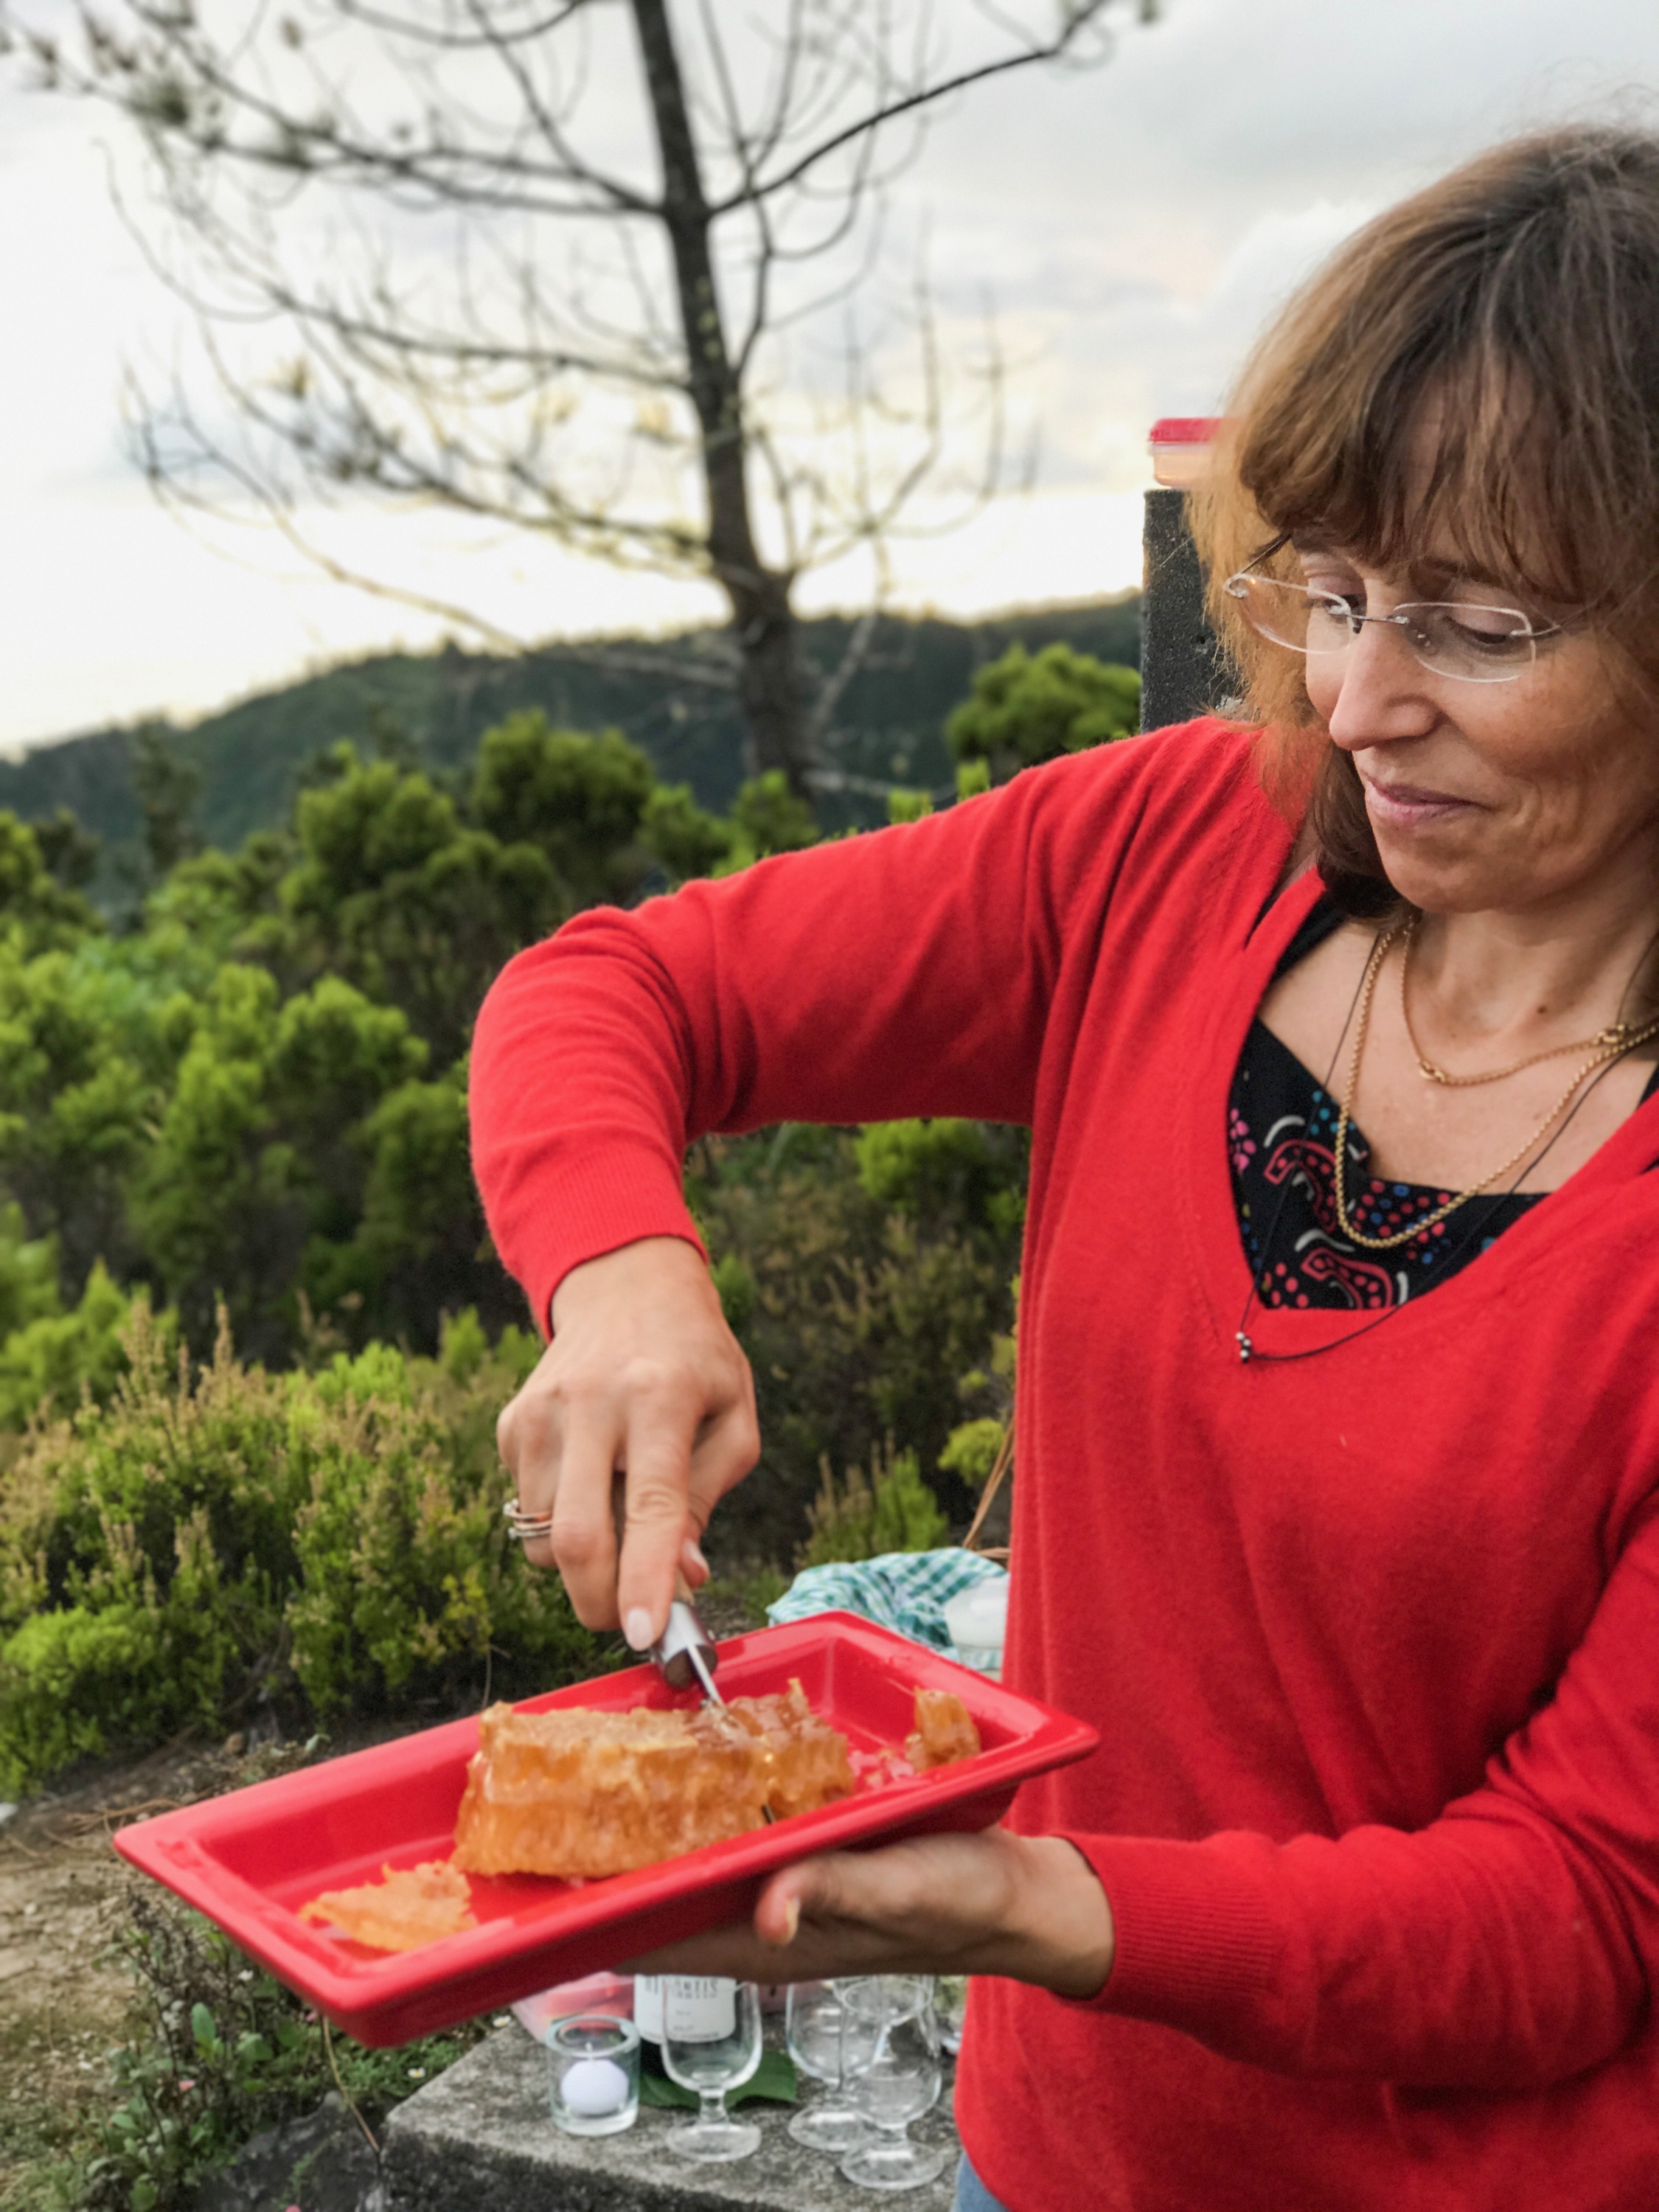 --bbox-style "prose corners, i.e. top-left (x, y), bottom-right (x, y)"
top-left (650, 1575), bottom-right (723, 1703)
